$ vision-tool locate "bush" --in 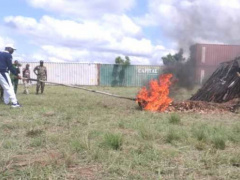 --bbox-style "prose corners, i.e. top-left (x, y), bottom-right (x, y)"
top-left (165, 129), bottom-right (181, 143)
top-left (193, 124), bottom-right (227, 150)
top-left (26, 129), bottom-right (44, 137)
top-left (103, 133), bottom-right (123, 150)
top-left (70, 139), bottom-right (85, 152)
top-left (210, 126), bottom-right (227, 150)
top-left (138, 124), bottom-right (156, 140)
top-left (211, 134), bottom-right (226, 150)
top-left (30, 137), bottom-right (46, 147)
top-left (192, 124), bottom-right (209, 142)
top-left (228, 124), bottom-right (240, 143)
